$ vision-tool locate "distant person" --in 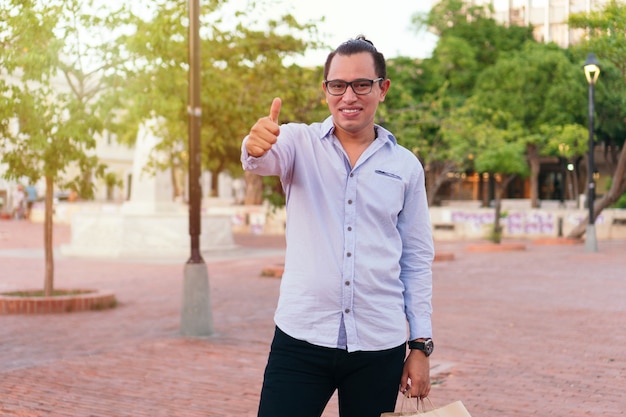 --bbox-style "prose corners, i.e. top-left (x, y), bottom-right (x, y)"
top-left (25, 184), bottom-right (37, 219)
top-left (232, 177), bottom-right (245, 205)
top-left (241, 36), bottom-right (435, 417)
top-left (68, 190), bottom-right (78, 202)
top-left (11, 185), bottom-right (26, 220)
